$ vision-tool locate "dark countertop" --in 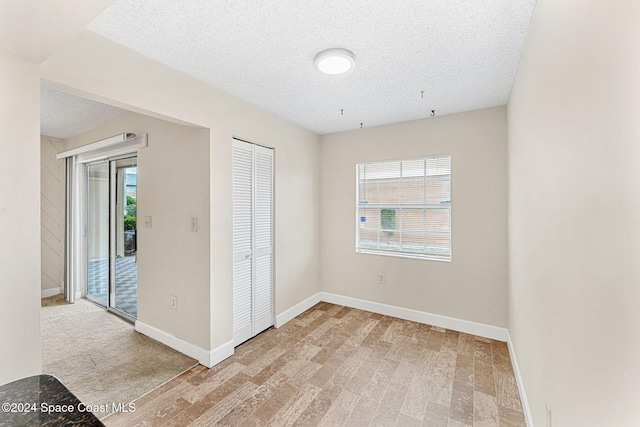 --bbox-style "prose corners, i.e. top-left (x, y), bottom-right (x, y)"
top-left (0, 375), bottom-right (103, 426)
